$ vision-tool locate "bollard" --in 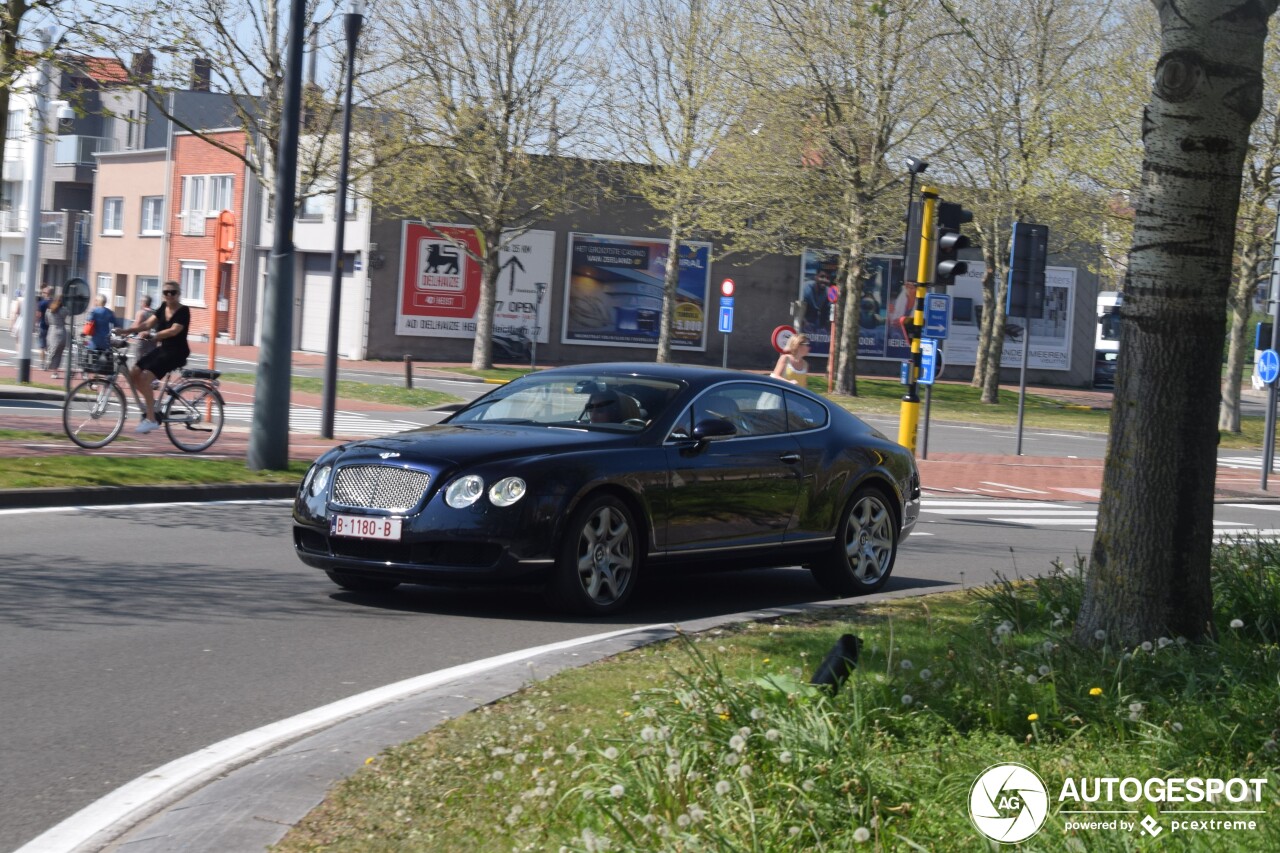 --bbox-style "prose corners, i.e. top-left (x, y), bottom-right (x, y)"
top-left (404, 354), bottom-right (413, 389)
top-left (809, 634), bottom-right (862, 693)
